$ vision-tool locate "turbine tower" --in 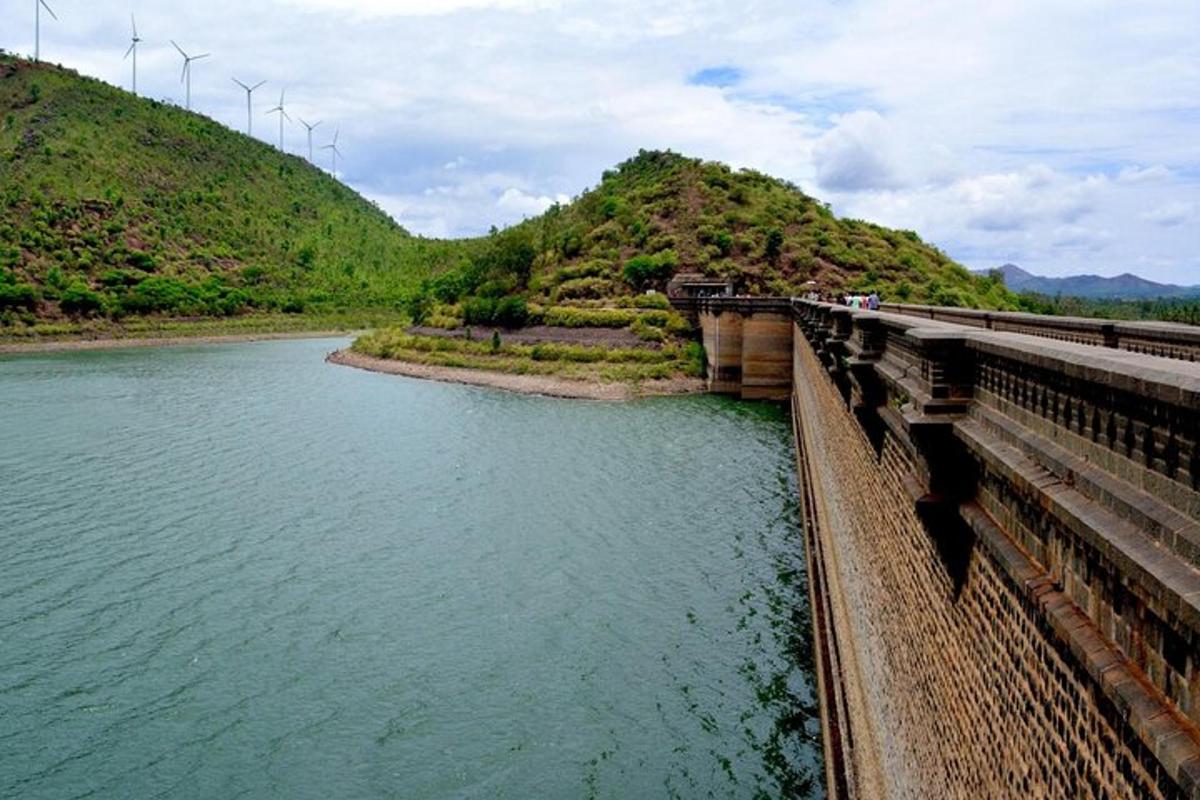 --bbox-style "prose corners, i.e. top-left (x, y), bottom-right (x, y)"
top-left (265, 88), bottom-right (291, 151)
top-left (124, 14), bottom-right (142, 95)
top-left (232, 77), bottom-right (266, 135)
top-left (320, 128), bottom-right (343, 177)
top-left (34, 0), bottom-right (58, 63)
top-left (298, 118), bottom-right (321, 163)
top-left (171, 41), bottom-right (210, 111)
